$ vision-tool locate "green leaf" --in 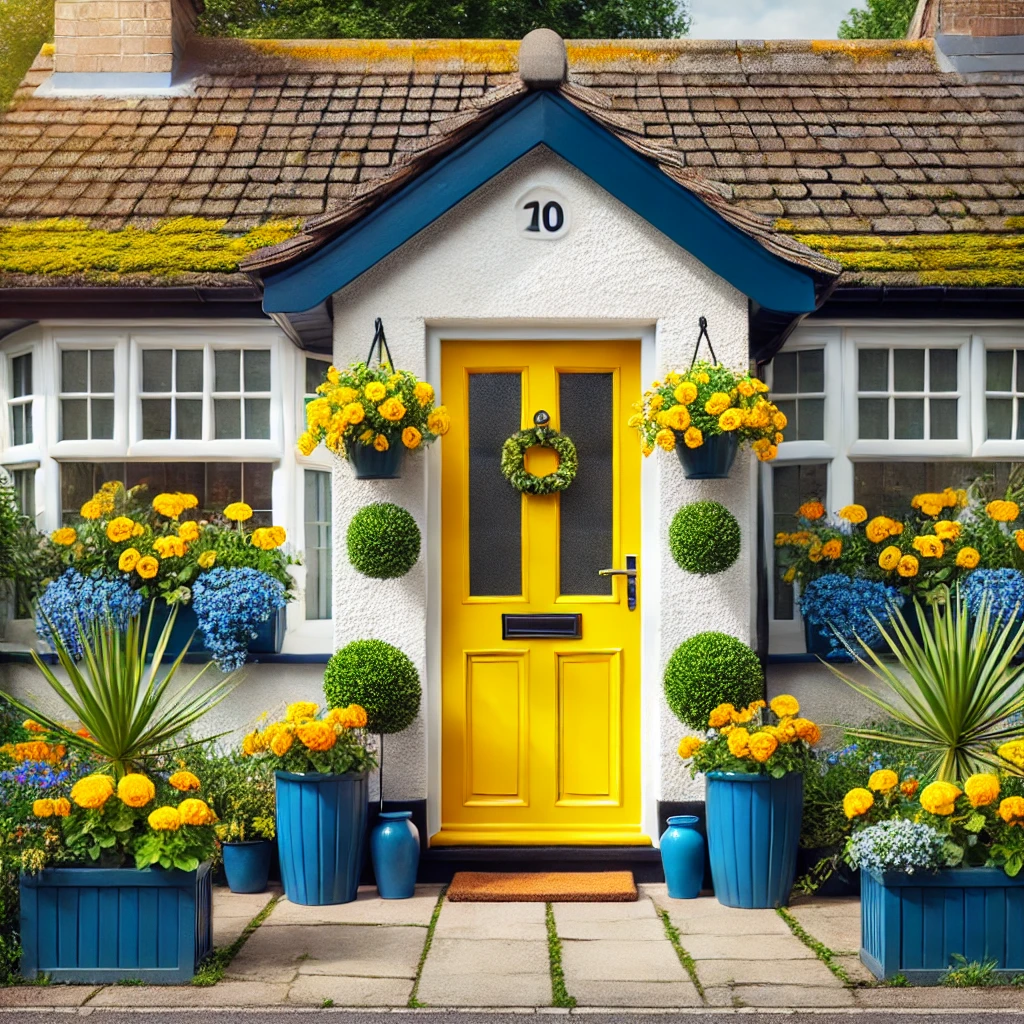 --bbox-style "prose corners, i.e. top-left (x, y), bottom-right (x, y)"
top-left (965, 813), bottom-right (986, 834)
